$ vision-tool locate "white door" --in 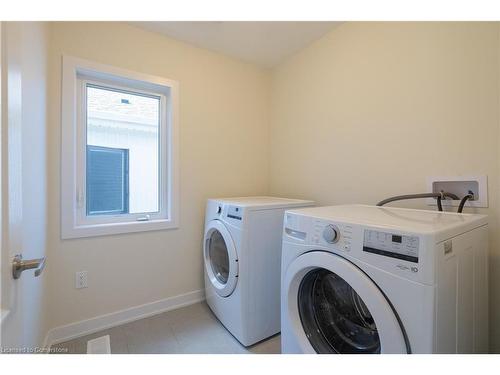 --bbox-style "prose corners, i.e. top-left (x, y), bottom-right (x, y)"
top-left (1, 21), bottom-right (25, 351)
top-left (283, 251), bottom-right (409, 354)
top-left (203, 220), bottom-right (238, 297)
top-left (0, 22), bottom-right (46, 352)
